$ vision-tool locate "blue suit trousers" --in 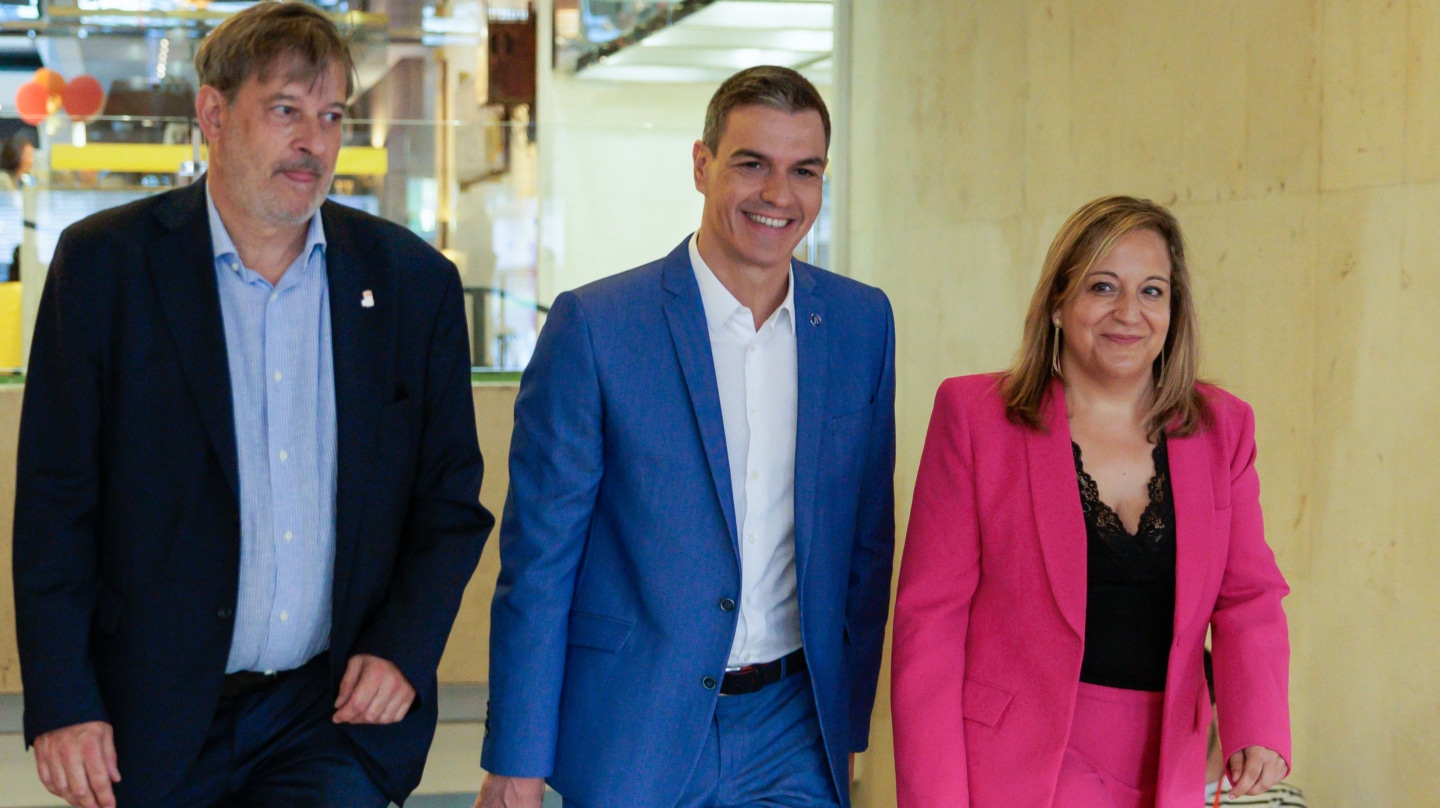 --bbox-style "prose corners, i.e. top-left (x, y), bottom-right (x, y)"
top-left (562, 673), bottom-right (840, 808)
top-left (129, 657), bottom-right (389, 808)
